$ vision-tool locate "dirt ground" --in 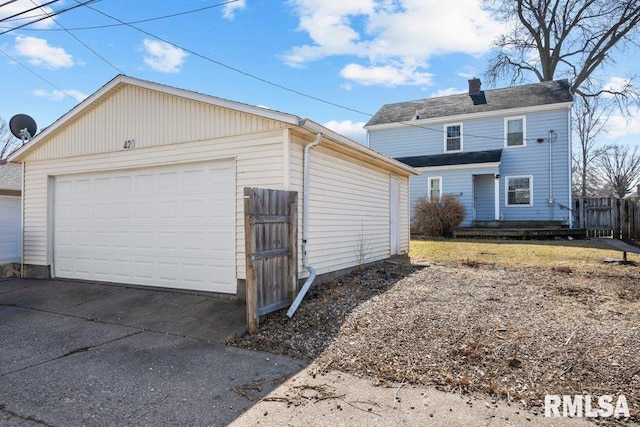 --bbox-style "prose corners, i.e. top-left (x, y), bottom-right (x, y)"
top-left (229, 254), bottom-right (640, 424)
